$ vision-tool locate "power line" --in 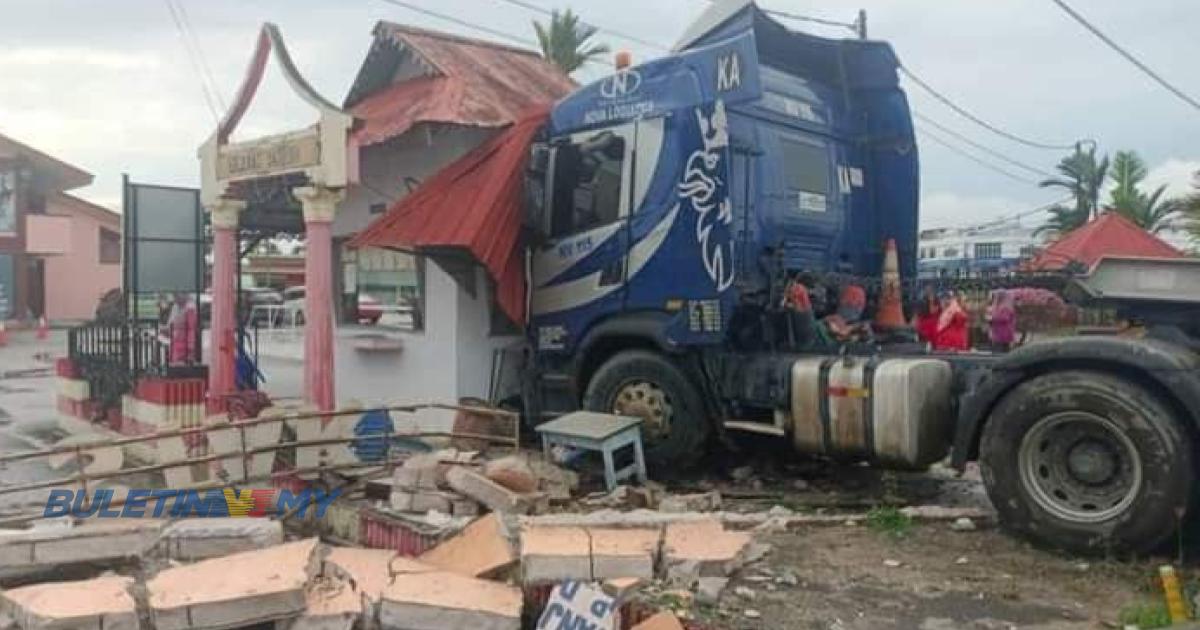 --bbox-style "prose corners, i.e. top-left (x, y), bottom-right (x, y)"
top-left (900, 65), bottom-right (1079, 151)
top-left (1048, 0), bottom-right (1200, 113)
top-left (172, 0), bottom-right (226, 110)
top-left (761, 8), bottom-right (859, 33)
top-left (163, 0), bottom-right (220, 124)
top-left (374, 0), bottom-right (610, 69)
top-left (926, 195), bottom-right (1070, 231)
top-left (375, 0), bottom-right (541, 49)
top-left (916, 124), bottom-right (1041, 186)
top-left (493, 0), bottom-right (666, 51)
top-left (913, 112), bottom-right (1055, 180)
